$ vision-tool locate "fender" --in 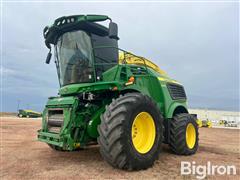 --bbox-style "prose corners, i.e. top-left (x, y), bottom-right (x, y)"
top-left (166, 102), bottom-right (188, 119)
